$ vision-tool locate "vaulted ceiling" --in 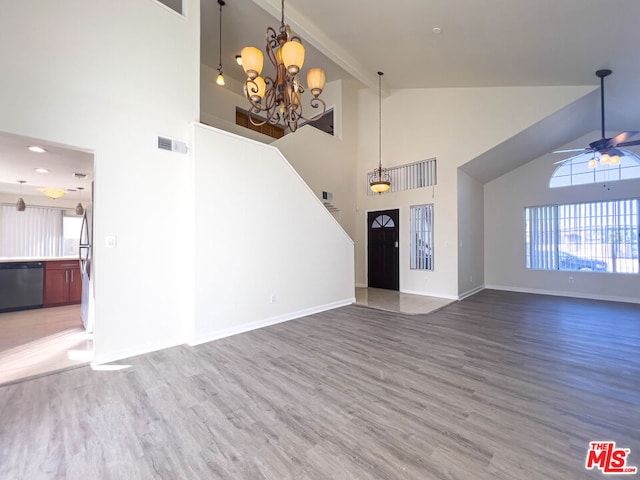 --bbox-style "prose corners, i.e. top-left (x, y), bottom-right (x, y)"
top-left (202, 0), bottom-right (640, 138)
